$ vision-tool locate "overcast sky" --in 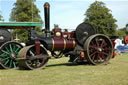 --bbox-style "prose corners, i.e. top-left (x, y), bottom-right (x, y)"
top-left (0, 0), bottom-right (128, 30)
